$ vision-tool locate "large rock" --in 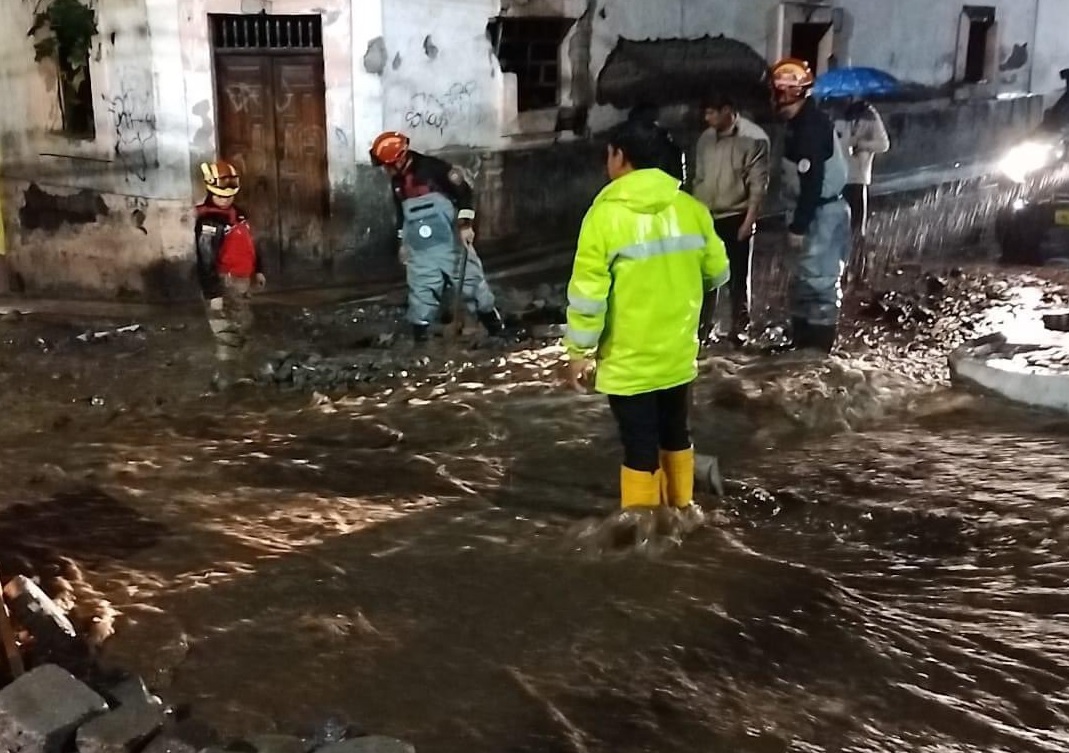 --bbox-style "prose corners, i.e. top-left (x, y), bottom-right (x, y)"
top-left (0, 664), bottom-right (108, 753)
top-left (76, 702), bottom-right (165, 753)
top-left (318, 738), bottom-right (414, 753)
top-left (2, 577), bottom-right (80, 658)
